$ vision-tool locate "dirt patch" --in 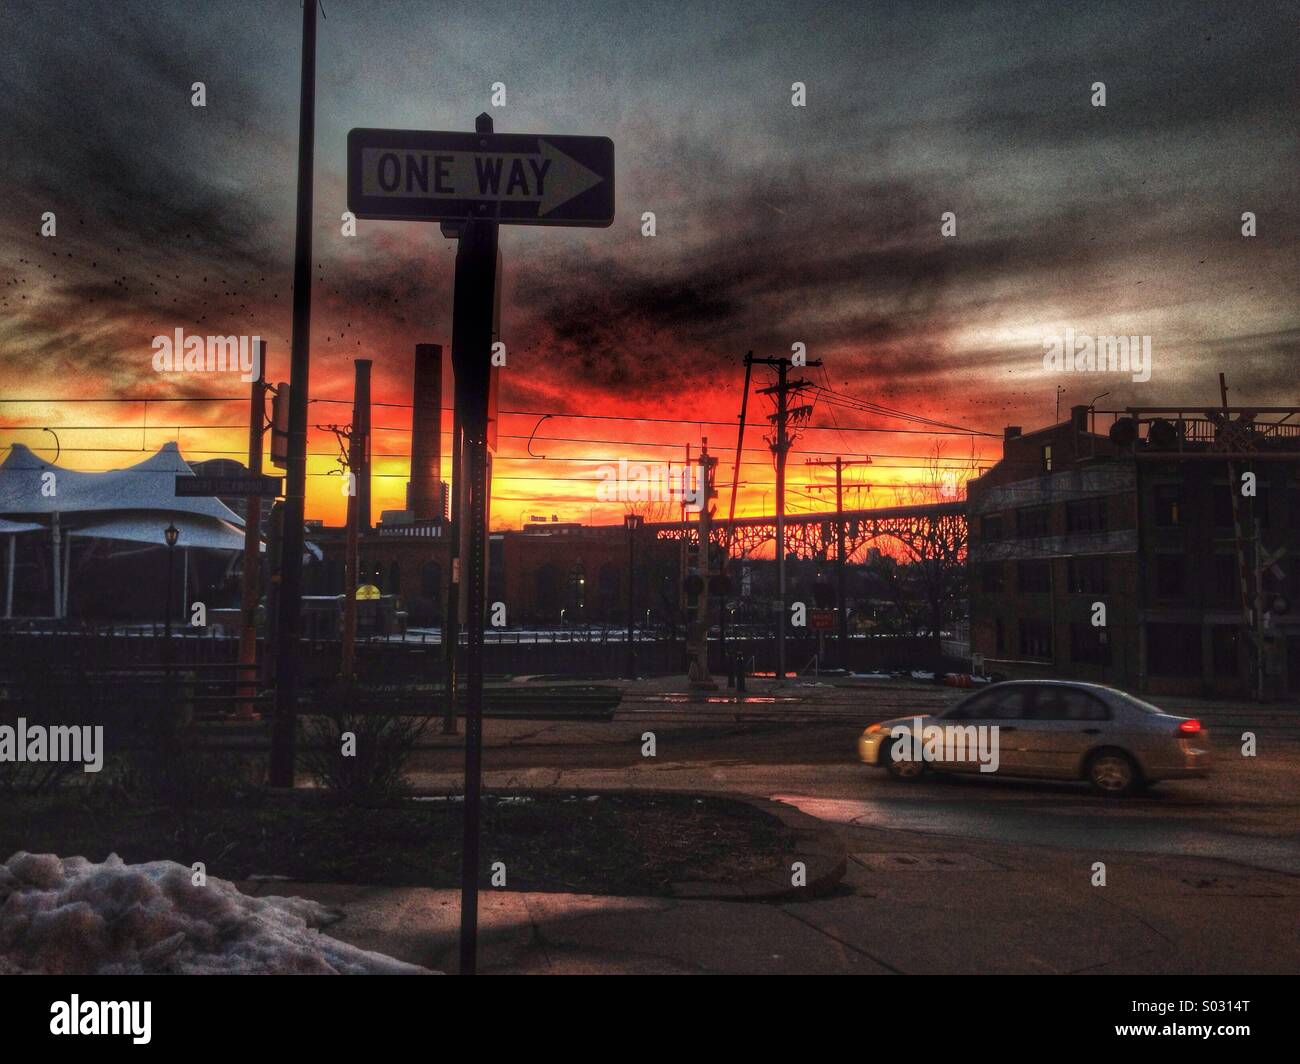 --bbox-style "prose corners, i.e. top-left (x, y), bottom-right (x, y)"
top-left (4, 790), bottom-right (801, 896)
